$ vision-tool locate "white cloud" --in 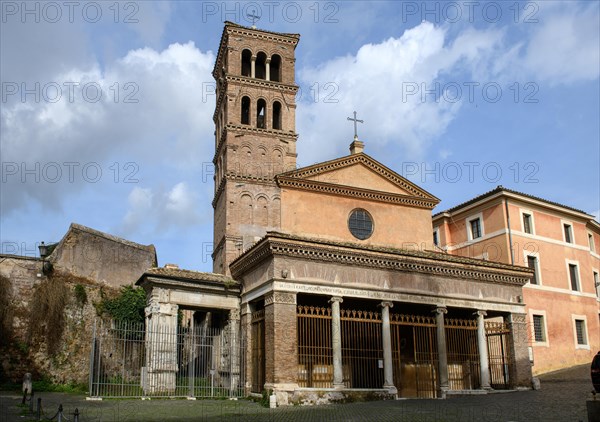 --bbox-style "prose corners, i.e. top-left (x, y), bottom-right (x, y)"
top-left (522, 3), bottom-right (600, 85)
top-left (1, 42), bottom-right (215, 216)
top-left (296, 22), bottom-right (504, 164)
top-left (120, 182), bottom-right (202, 236)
